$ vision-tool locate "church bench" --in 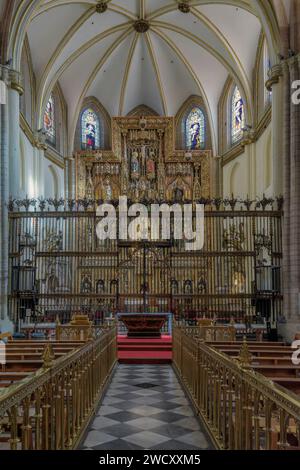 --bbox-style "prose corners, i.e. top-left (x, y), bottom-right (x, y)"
top-left (216, 348), bottom-right (293, 357)
top-left (251, 364), bottom-right (300, 378)
top-left (270, 377), bottom-right (300, 395)
top-left (5, 344), bottom-right (78, 351)
top-left (206, 341), bottom-right (285, 347)
top-left (4, 352), bottom-right (66, 361)
top-left (6, 340), bottom-right (84, 346)
top-left (6, 346), bottom-right (77, 354)
top-left (0, 372), bottom-right (30, 381)
top-left (215, 344), bottom-right (291, 351)
top-left (0, 372), bottom-right (31, 388)
top-left (1, 359), bottom-right (43, 372)
top-left (232, 356), bottom-right (294, 366)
